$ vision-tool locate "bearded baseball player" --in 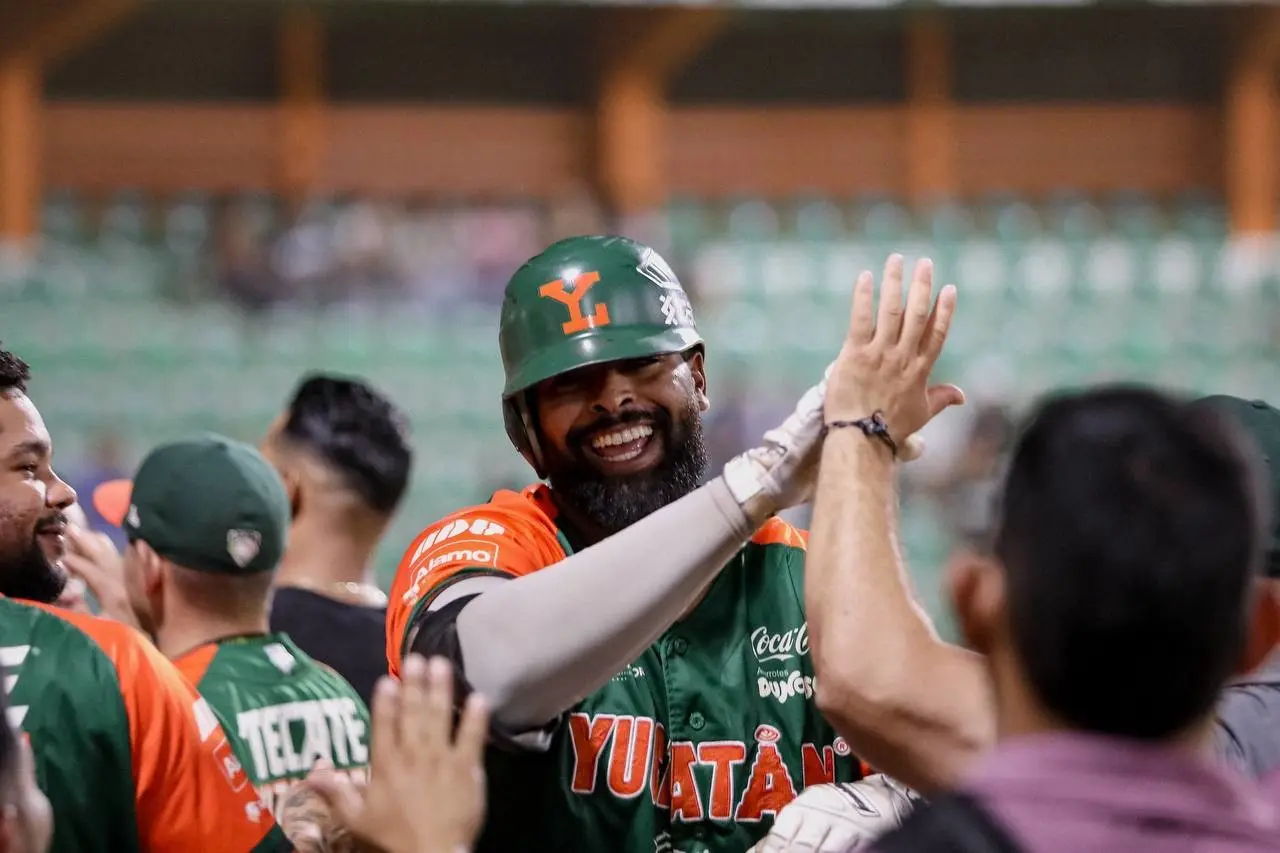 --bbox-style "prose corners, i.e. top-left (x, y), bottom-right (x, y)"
top-left (385, 236), bottom-right (948, 853)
